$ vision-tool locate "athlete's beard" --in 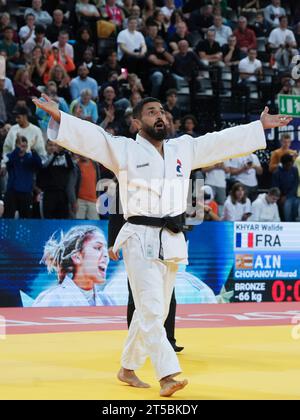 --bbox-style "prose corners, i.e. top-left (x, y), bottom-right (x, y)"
top-left (142, 121), bottom-right (167, 141)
